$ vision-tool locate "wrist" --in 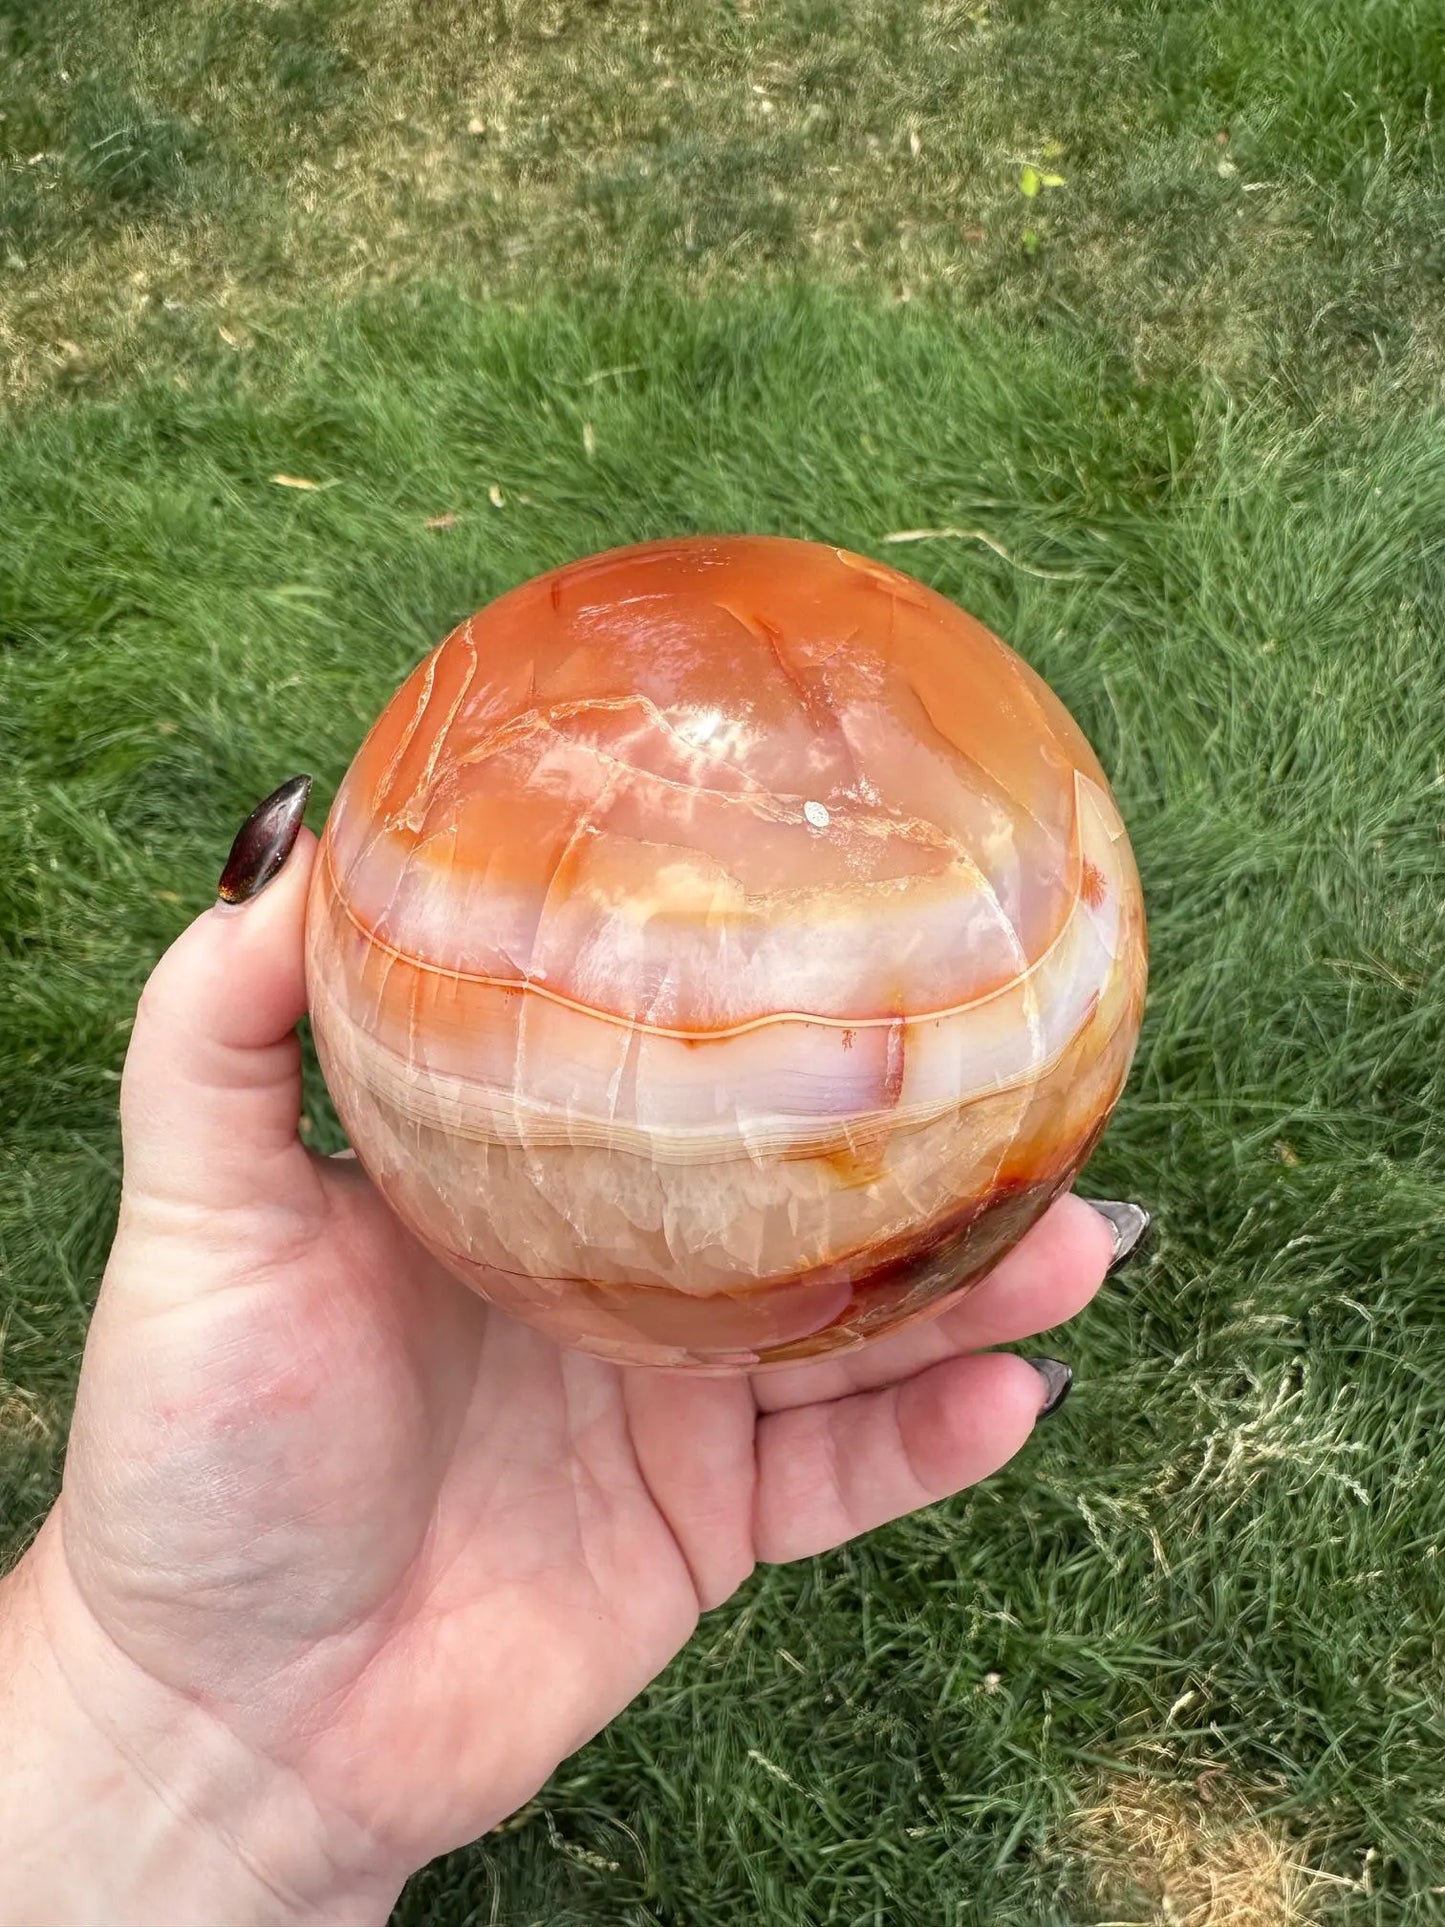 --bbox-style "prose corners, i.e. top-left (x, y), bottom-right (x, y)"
top-left (0, 1520), bottom-right (405, 1927)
